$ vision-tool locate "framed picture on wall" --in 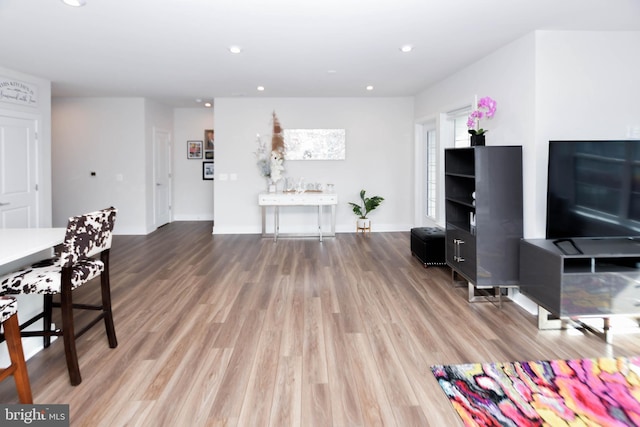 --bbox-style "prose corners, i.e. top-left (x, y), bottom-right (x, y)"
top-left (205, 150), bottom-right (214, 160)
top-left (203, 161), bottom-right (214, 180)
top-left (187, 140), bottom-right (203, 159)
top-left (204, 129), bottom-right (214, 150)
